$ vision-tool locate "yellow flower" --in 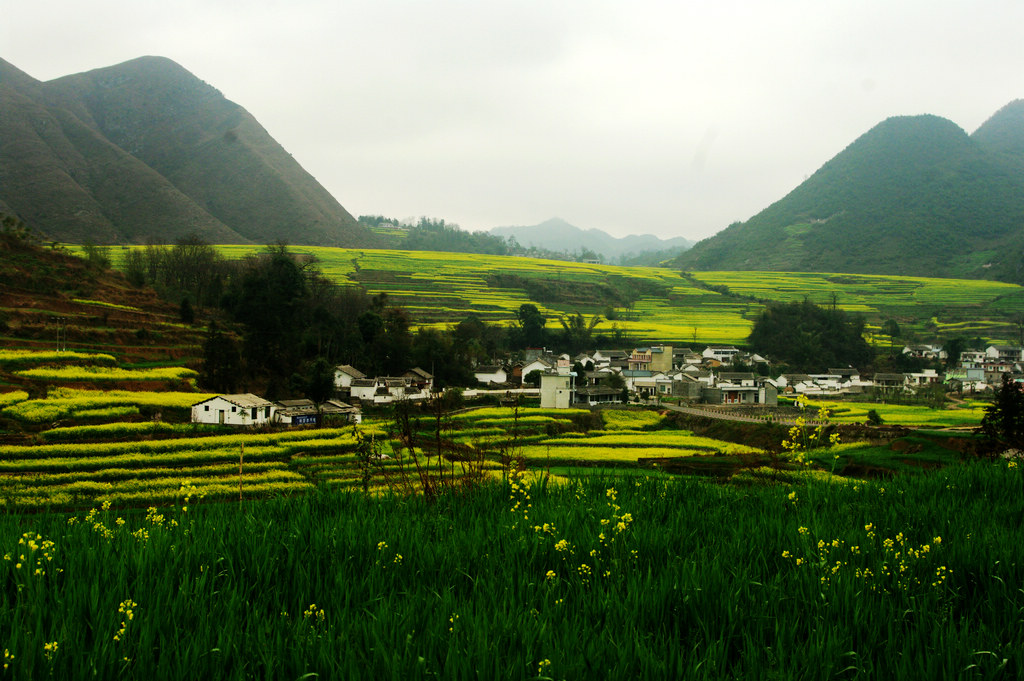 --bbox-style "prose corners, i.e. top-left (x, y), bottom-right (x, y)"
top-left (545, 570), bottom-right (556, 581)
top-left (797, 526), bottom-right (808, 535)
